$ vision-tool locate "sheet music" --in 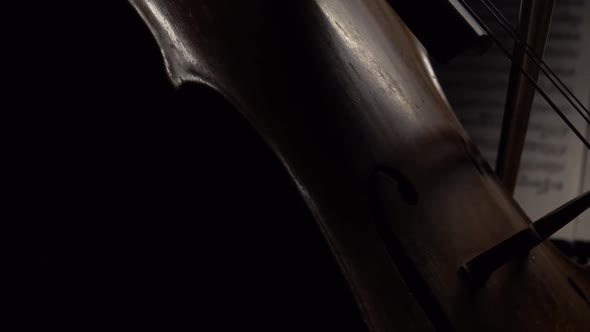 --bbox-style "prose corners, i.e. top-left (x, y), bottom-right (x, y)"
top-left (434, 0), bottom-right (590, 241)
top-left (577, 149), bottom-right (590, 242)
top-left (572, 2), bottom-right (590, 243)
